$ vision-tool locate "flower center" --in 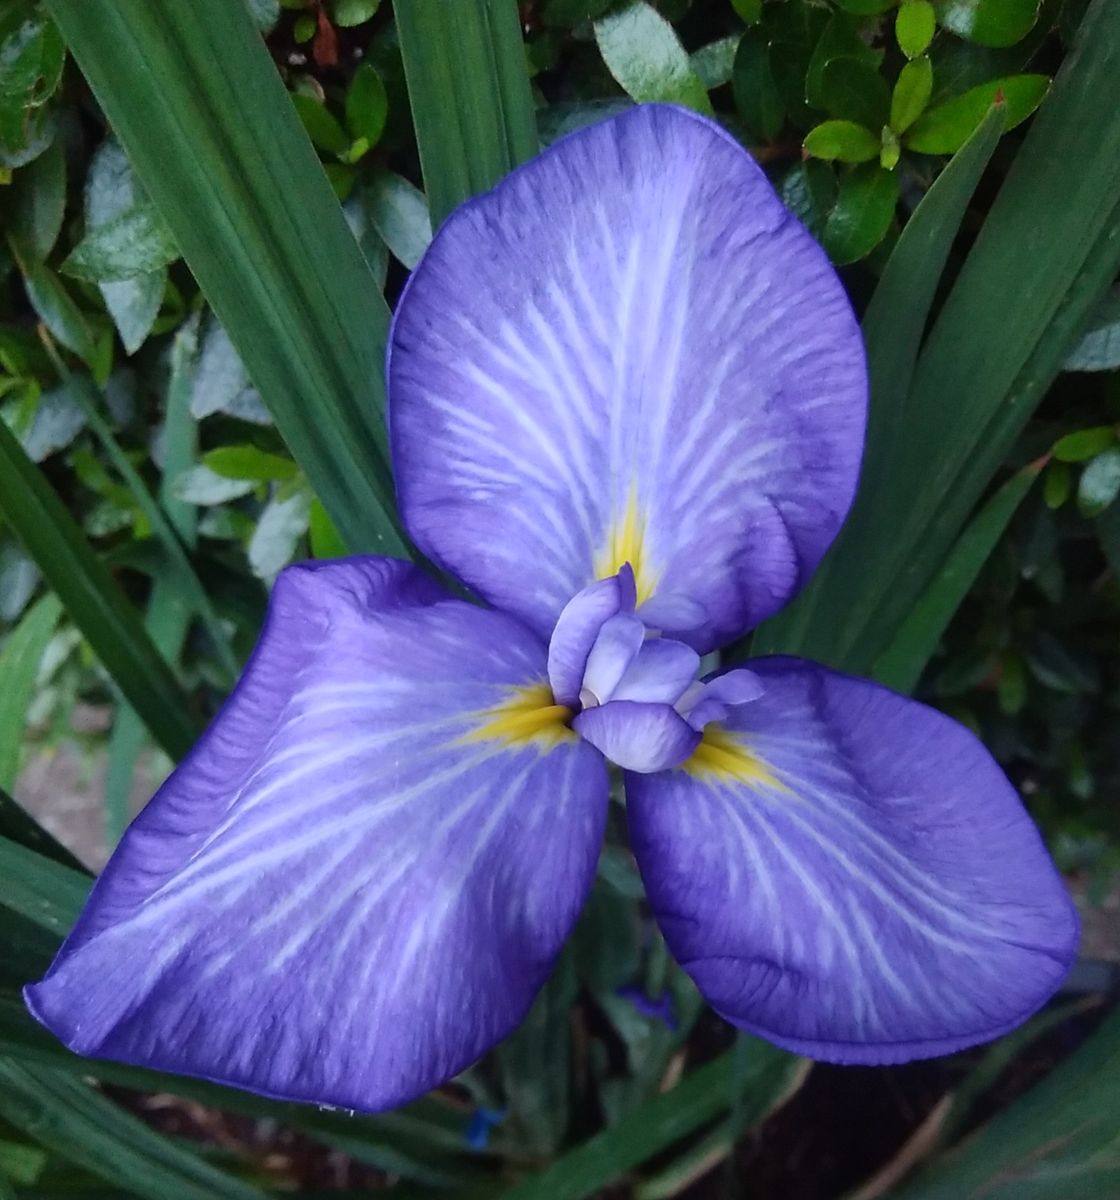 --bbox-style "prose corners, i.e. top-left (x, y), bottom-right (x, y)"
top-left (544, 568), bottom-right (763, 773)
